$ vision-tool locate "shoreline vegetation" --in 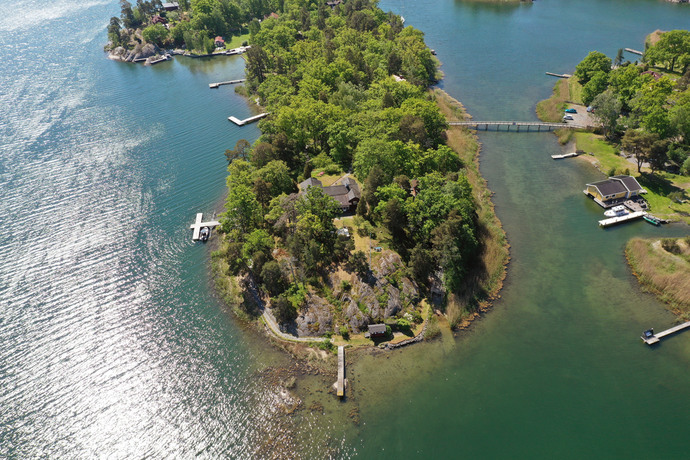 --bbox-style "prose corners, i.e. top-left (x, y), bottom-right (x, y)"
top-left (626, 237), bottom-right (690, 321)
top-left (536, 31), bottom-right (690, 225)
top-left (206, 0), bottom-right (508, 360)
